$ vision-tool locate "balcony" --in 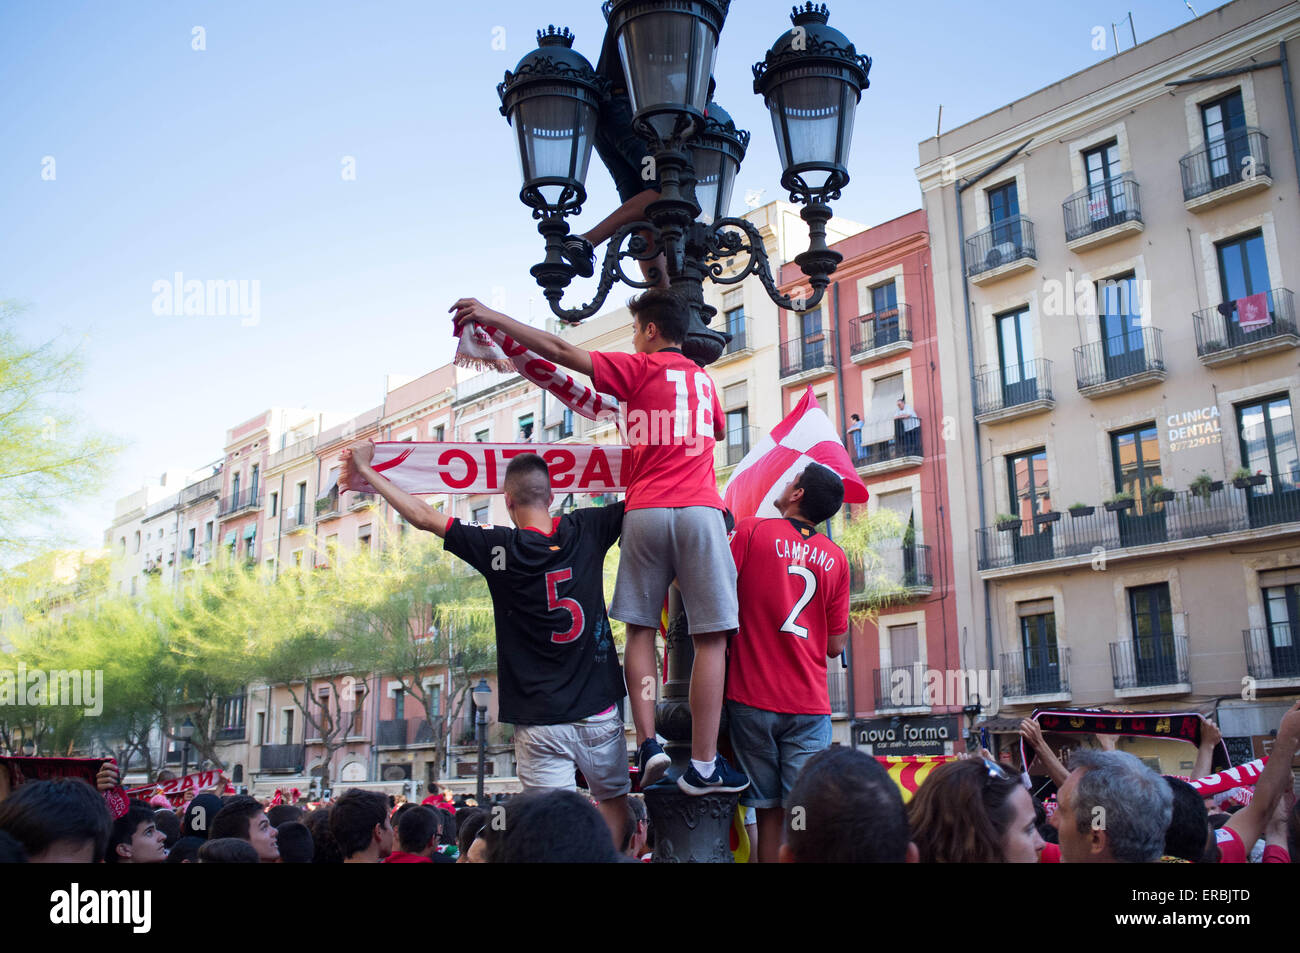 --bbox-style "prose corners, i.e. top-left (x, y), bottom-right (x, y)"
top-left (218, 487), bottom-right (262, 518)
top-left (778, 329), bottom-right (836, 384)
top-left (853, 422), bottom-right (922, 476)
top-left (1063, 174), bottom-right (1143, 251)
top-left (1180, 128), bottom-right (1272, 211)
top-left (849, 543), bottom-right (932, 605)
top-left (315, 491), bottom-right (341, 521)
top-left (714, 329), bottom-right (752, 366)
top-left (1243, 625), bottom-right (1300, 687)
top-left (1073, 327), bottom-right (1166, 397)
top-left (978, 475), bottom-right (1300, 572)
top-left (1193, 288), bottom-right (1298, 366)
top-left (259, 743), bottom-right (305, 773)
top-left (873, 662), bottom-right (929, 712)
top-left (180, 473), bottom-right (224, 506)
top-left (214, 725), bottom-right (246, 742)
top-left (1110, 636), bottom-right (1191, 697)
top-left (850, 305), bottom-right (912, 364)
top-left (973, 359), bottom-right (1054, 423)
top-left (1000, 649), bottom-right (1071, 705)
top-left (965, 216), bottom-right (1036, 285)
top-left (376, 718), bottom-right (436, 749)
top-left (828, 666), bottom-right (849, 717)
